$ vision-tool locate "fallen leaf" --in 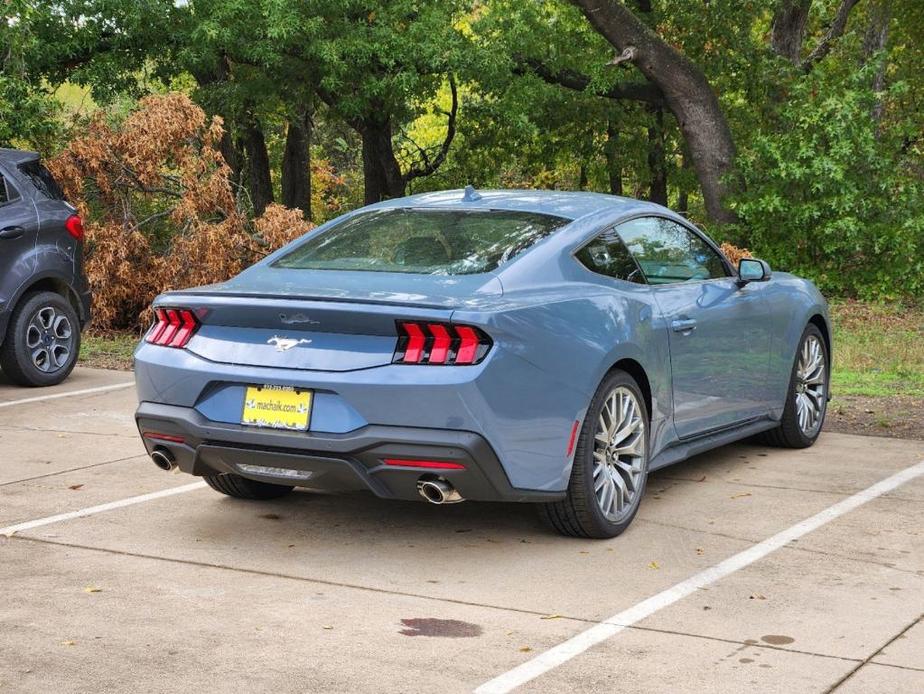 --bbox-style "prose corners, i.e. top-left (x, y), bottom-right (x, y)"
top-left (540, 614), bottom-right (562, 620)
top-left (62, 640), bottom-right (76, 646)
top-left (648, 561), bottom-right (660, 570)
top-left (519, 646), bottom-right (532, 653)
top-left (730, 492), bottom-right (752, 499)
top-left (83, 586), bottom-right (102, 594)
top-left (749, 593), bottom-right (767, 600)
top-left (322, 625), bottom-right (333, 630)
top-left (695, 548), bottom-right (705, 556)
top-left (578, 550), bottom-right (590, 555)
top-left (68, 484), bottom-right (84, 491)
